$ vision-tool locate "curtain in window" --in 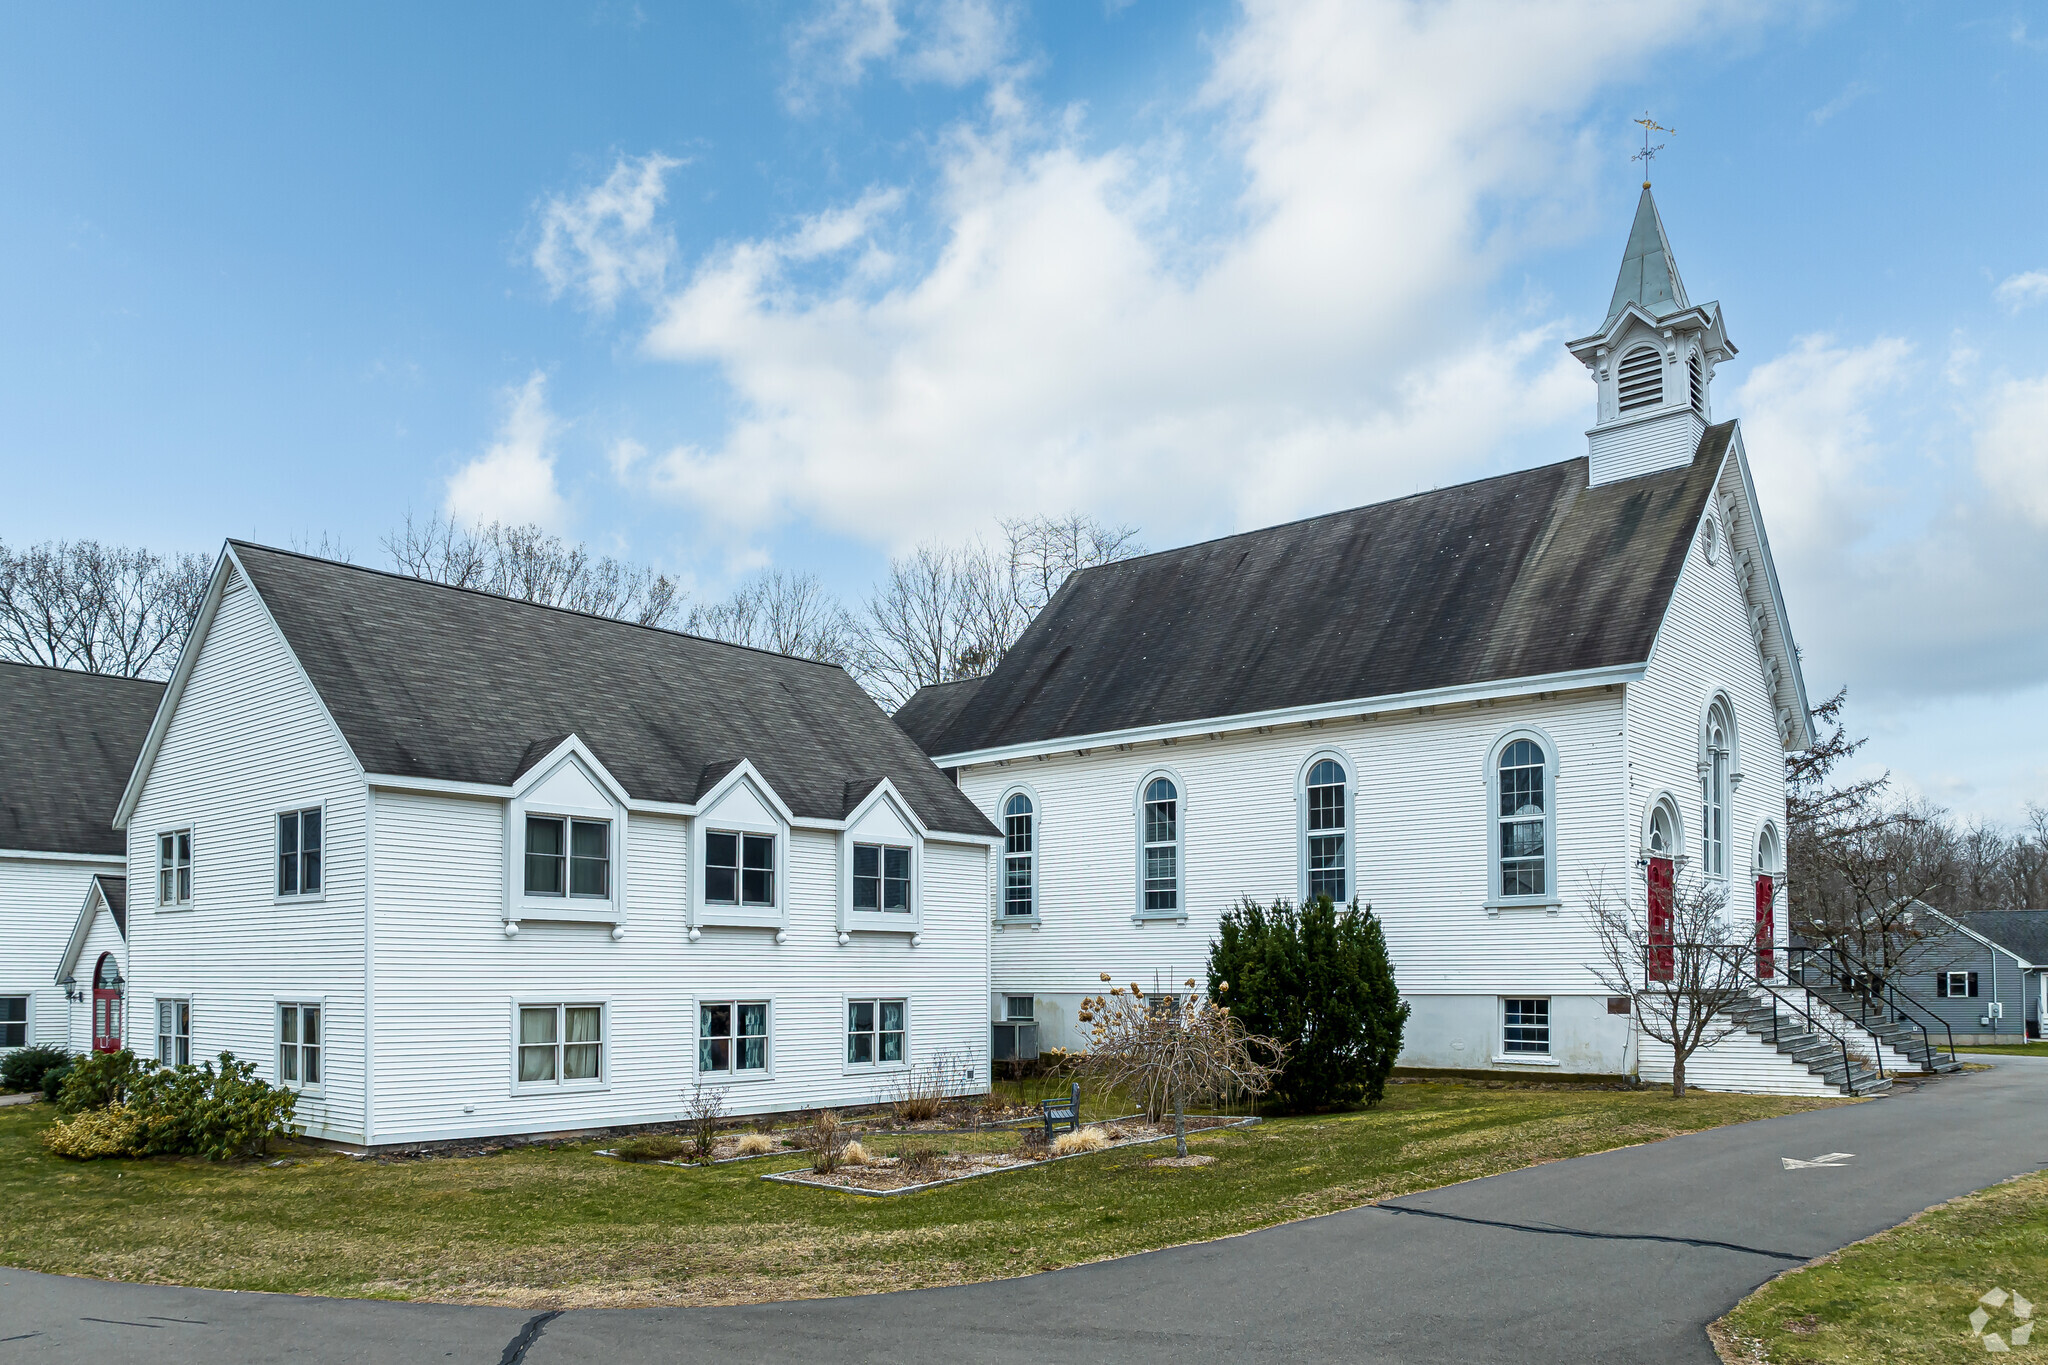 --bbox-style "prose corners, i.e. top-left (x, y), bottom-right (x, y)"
top-left (738, 1002), bottom-right (767, 1070)
top-left (519, 1006), bottom-right (558, 1082)
top-left (563, 1006), bottom-right (602, 1080)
